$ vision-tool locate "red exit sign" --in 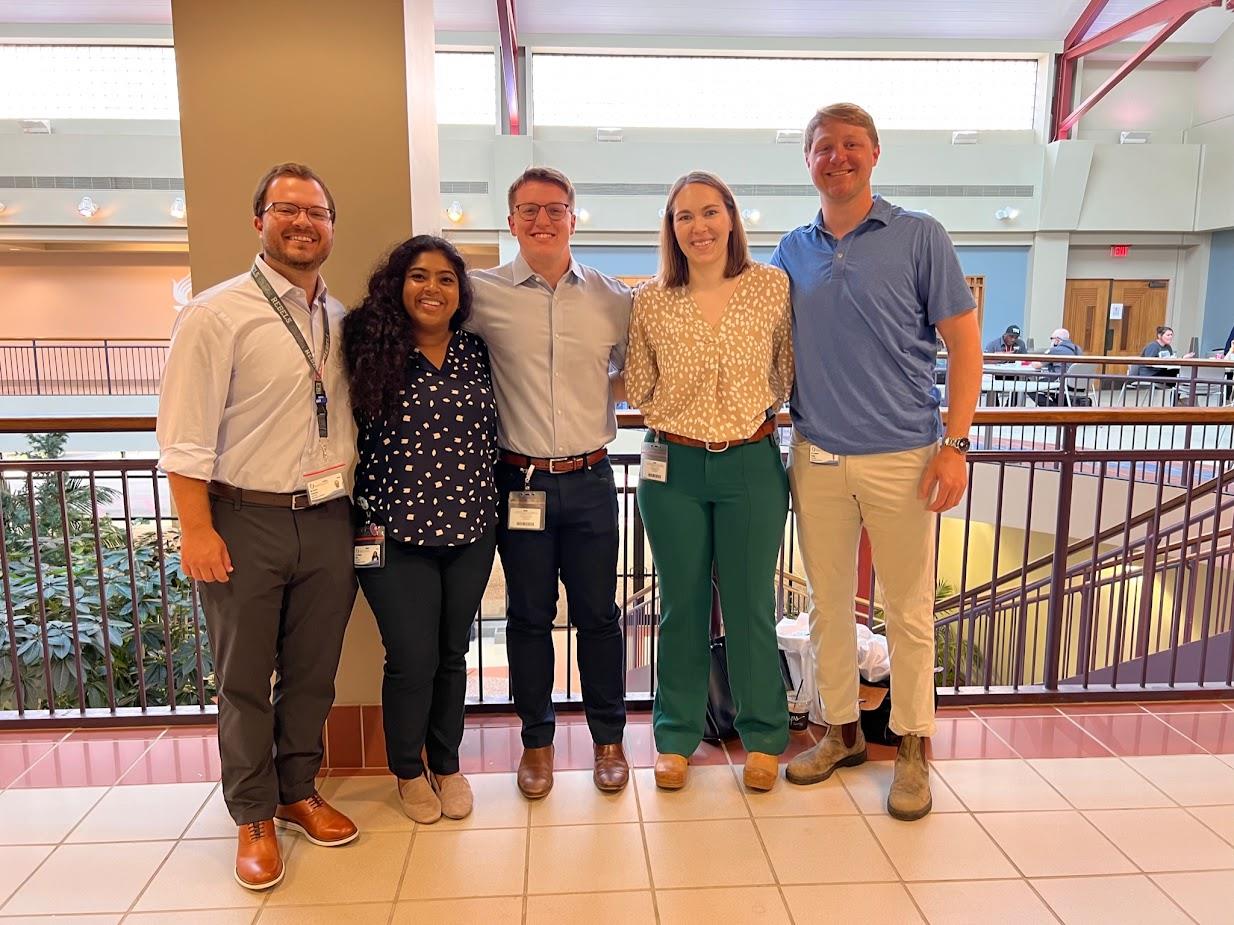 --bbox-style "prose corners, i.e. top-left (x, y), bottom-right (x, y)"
top-left (1111, 244), bottom-right (1131, 258)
